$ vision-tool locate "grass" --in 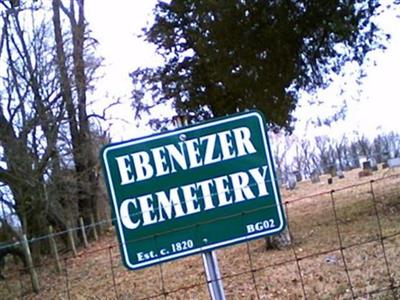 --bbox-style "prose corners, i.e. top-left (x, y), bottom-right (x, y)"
top-left (1, 166), bottom-right (399, 299)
